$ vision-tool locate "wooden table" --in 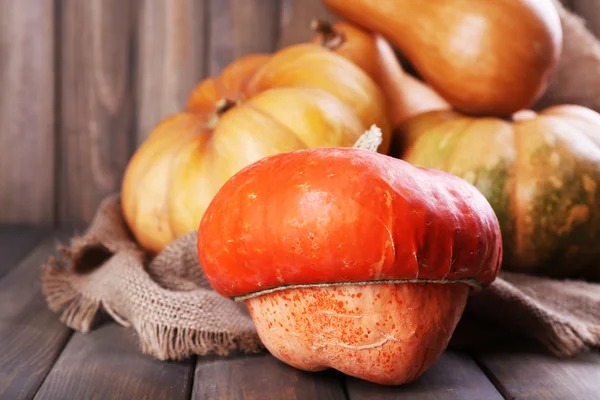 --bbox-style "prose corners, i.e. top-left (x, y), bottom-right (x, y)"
top-left (1, 226), bottom-right (599, 400)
